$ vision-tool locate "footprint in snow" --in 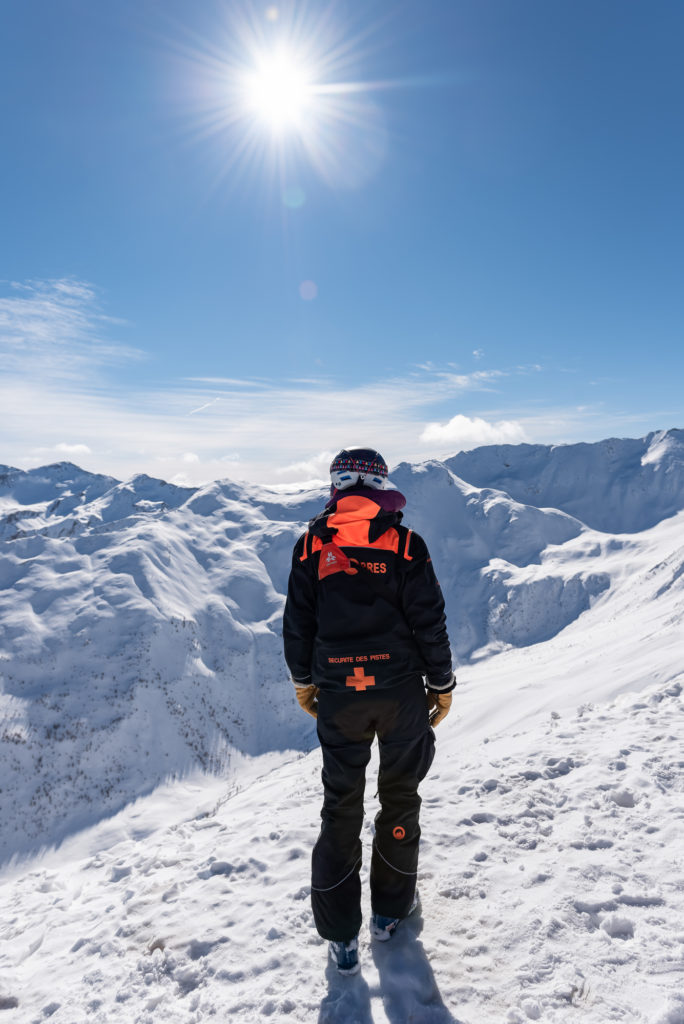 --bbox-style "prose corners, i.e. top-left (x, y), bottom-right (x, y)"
top-left (174, 964), bottom-right (202, 994)
top-left (610, 788), bottom-right (637, 807)
top-left (186, 938), bottom-right (226, 960)
top-left (601, 914), bottom-right (635, 939)
top-left (197, 856), bottom-right (268, 880)
top-left (109, 864), bottom-right (132, 883)
top-left (570, 837), bottom-right (614, 851)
